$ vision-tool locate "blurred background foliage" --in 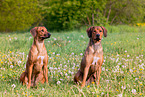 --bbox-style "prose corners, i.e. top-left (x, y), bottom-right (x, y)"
top-left (0, 0), bottom-right (145, 32)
